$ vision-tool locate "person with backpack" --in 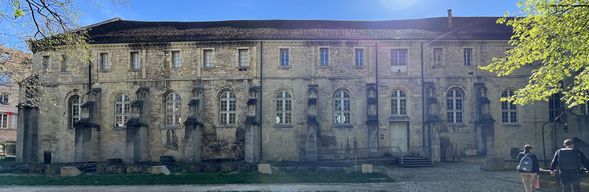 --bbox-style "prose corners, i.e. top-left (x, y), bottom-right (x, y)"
top-left (518, 144), bottom-right (540, 192)
top-left (550, 139), bottom-right (589, 192)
